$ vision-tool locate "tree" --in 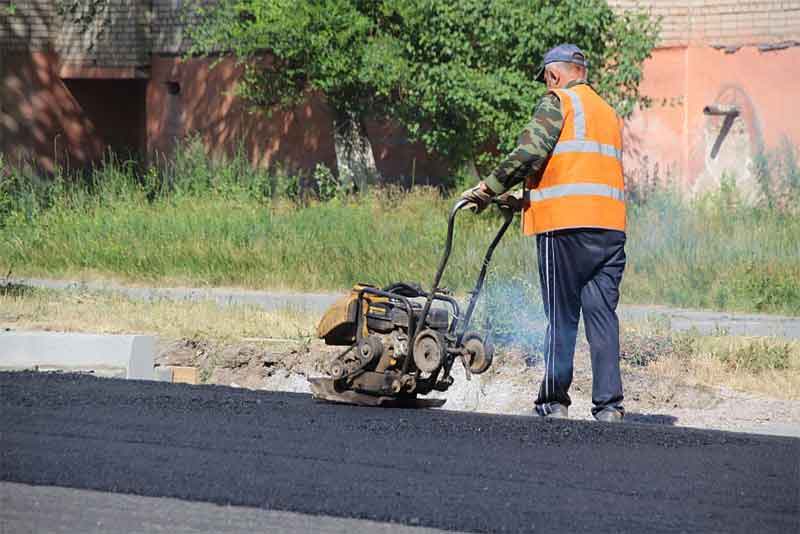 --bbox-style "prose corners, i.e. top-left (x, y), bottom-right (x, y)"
top-left (187, 0), bottom-right (387, 189)
top-left (187, 0), bottom-right (659, 179)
